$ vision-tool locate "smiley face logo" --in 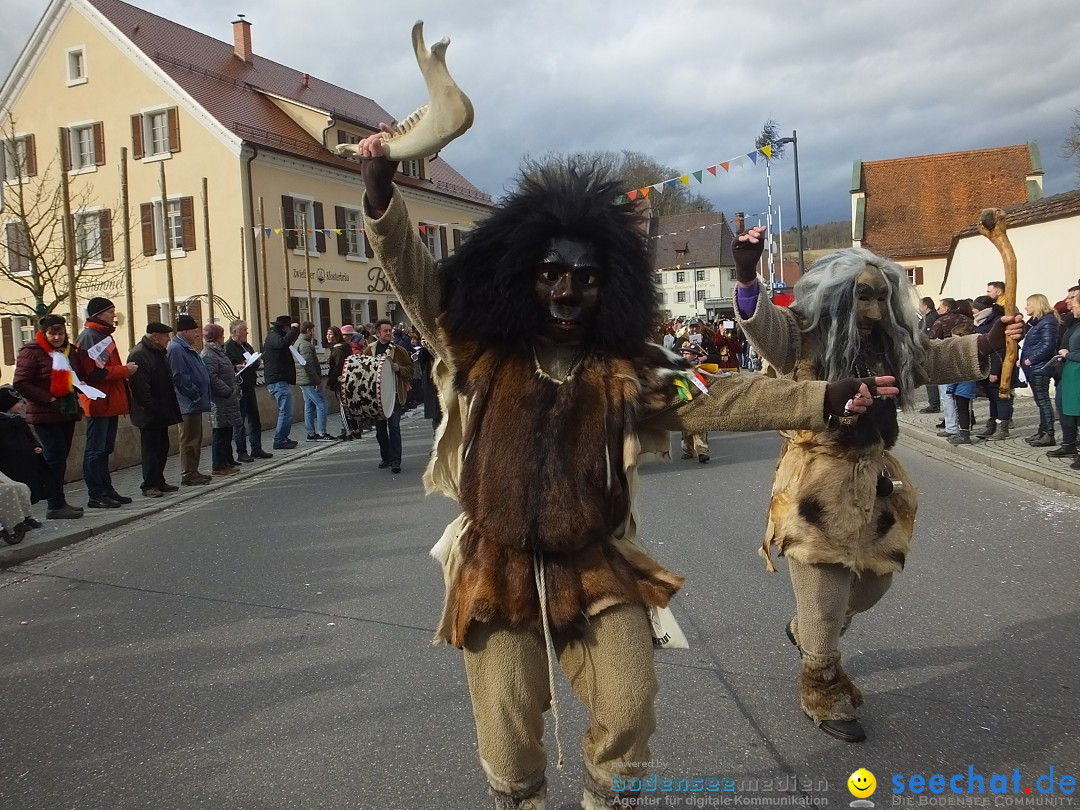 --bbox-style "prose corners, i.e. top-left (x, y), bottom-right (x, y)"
top-left (848, 768), bottom-right (876, 798)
